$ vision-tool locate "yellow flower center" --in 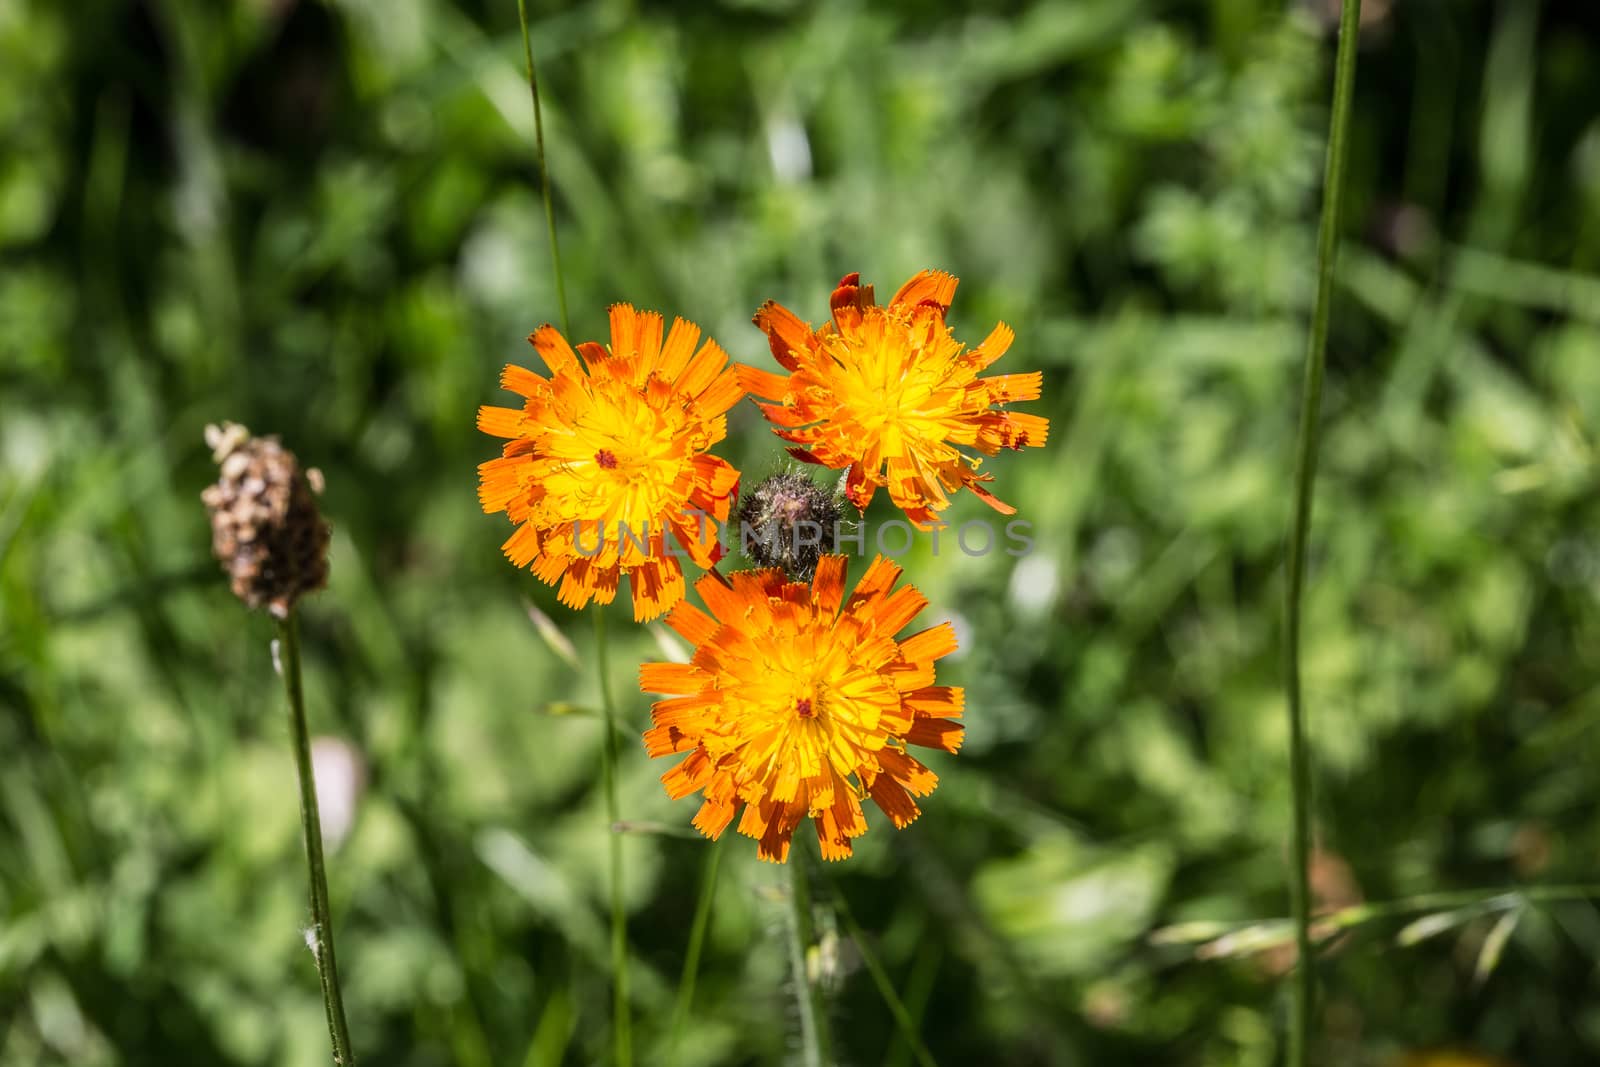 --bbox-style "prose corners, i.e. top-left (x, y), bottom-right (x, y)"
top-left (537, 378), bottom-right (708, 545)
top-left (820, 311), bottom-right (960, 458)
top-left (702, 618), bottom-right (902, 808)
